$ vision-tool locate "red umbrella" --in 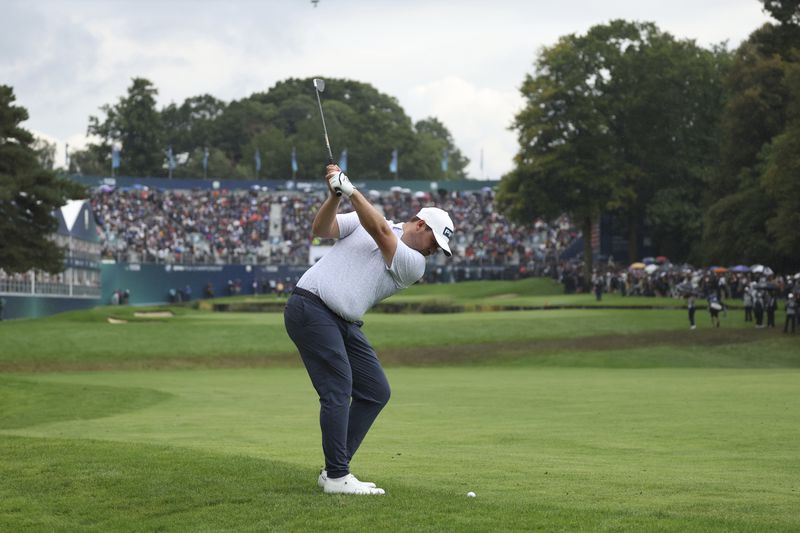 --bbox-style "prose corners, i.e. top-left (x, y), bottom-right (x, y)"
top-left (655, 256), bottom-right (669, 264)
